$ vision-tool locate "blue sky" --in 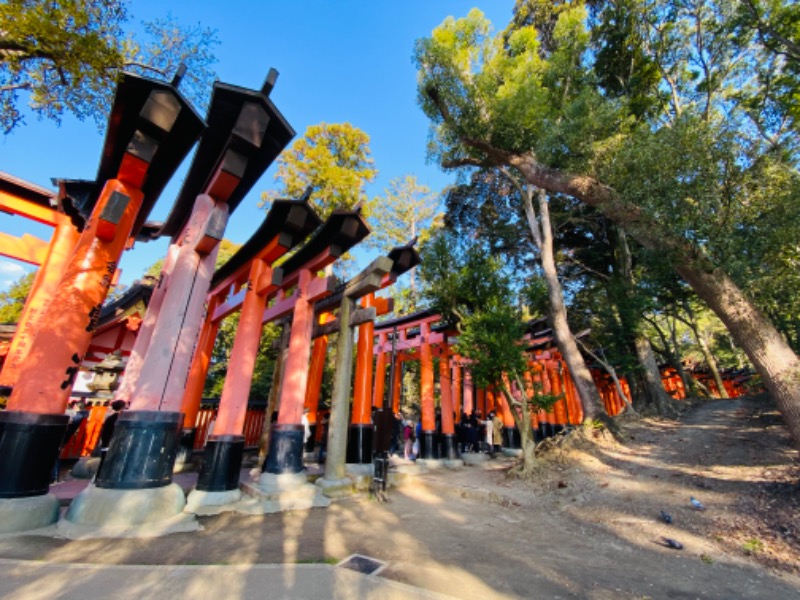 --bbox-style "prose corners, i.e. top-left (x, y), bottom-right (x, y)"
top-left (0, 1), bottom-right (515, 290)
